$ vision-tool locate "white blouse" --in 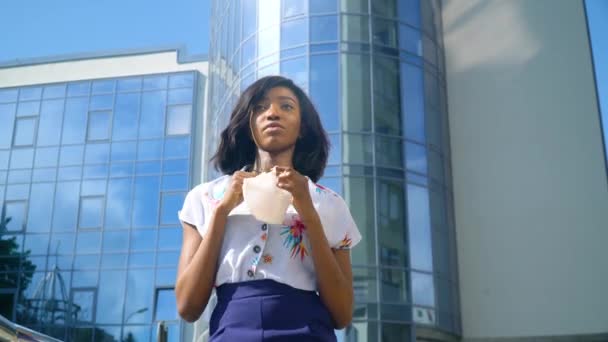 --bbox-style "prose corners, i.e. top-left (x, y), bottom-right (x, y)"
top-left (177, 175), bottom-right (362, 292)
